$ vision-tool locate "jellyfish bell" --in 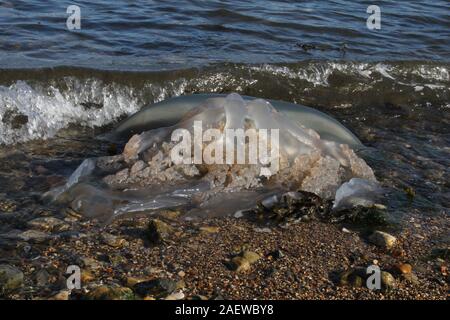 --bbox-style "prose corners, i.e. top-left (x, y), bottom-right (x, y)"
top-left (48, 93), bottom-right (380, 222)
